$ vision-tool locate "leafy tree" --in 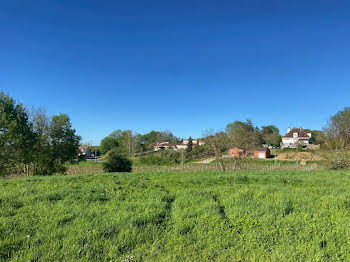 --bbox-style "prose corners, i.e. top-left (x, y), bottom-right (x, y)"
top-left (90, 146), bottom-right (101, 157)
top-left (0, 92), bottom-right (36, 176)
top-left (100, 130), bottom-right (122, 154)
top-left (141, 130), bottom-right (159, 147)
top-left (103, 151), bottom-right (132, 172)
top-left (226, 120), bottom-right (262, 149)
top-left (324, 107), bottom-right (350, 149)
top-left (186, 136), bottom-right (193, 152)
top-left (29, 106), bottom-right (49, 175)
top-left (41, 114), bottom-right (81, 175)
top-left (304, 129), bottom-right (324, 145)
top-left (261, 125), bottom-right (281, 147)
